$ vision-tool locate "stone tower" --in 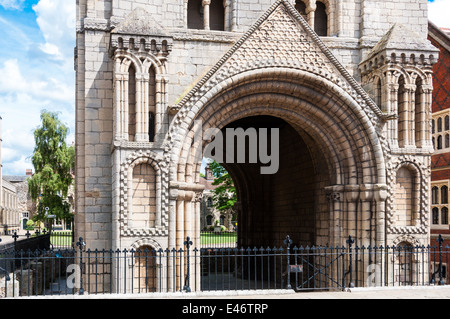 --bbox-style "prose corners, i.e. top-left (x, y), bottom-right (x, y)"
top-left (75, 0), bottom-right (438, 256)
